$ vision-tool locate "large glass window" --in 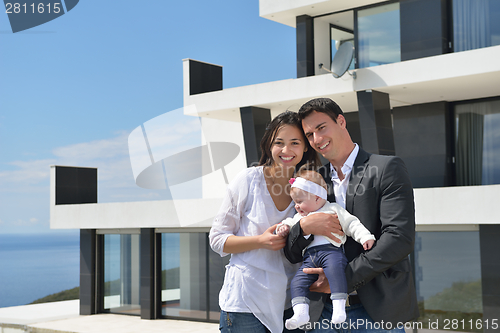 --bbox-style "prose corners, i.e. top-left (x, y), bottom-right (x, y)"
top-left (453, 0), bottom-right (500, 52)
top-left (357, 2), bottom-right (401, 68)
top-left (414, 231), bottom-right (482, 332)
top-left (161, 232), bottom-right (229, 321)
top-left (455, 98), bottom-right (500, 186)
top-left (103, 234), bottom-right (141, 315)
top-left (329, 10), bottom-right (355, 71)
